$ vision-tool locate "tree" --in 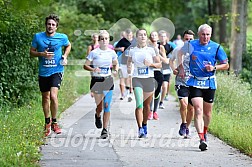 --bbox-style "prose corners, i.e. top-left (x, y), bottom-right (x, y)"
top-left (230, 0), bottom-right (248, 74)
